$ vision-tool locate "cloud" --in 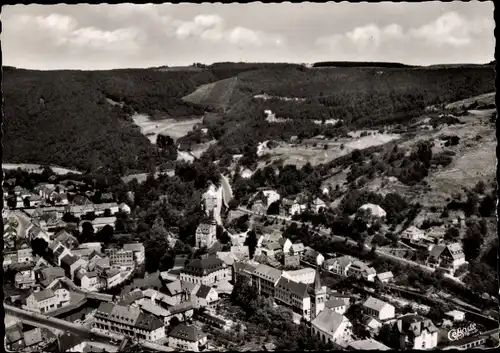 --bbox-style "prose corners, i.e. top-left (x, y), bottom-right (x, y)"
top-left (409, 11), bottom-right (494, 47)
top-left (316, 11), bottom-right (493, 56)
top-left (9, 13), bottom-right (142, 54)
top-left (172, 13), bottom-right (283, 47)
